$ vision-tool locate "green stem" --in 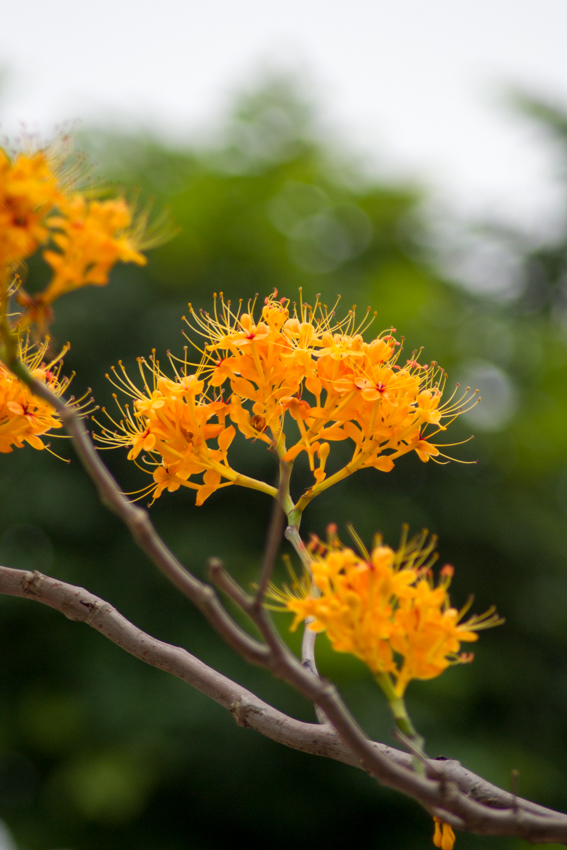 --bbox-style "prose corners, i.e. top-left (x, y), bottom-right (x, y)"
top-left (375, 672), bottom-right (426, 775)
top-left (294, 443), bottom-right (378, 513)
top-left (287, 507), bottom-right (302, 531)
top-left (203, 457), bottom-right (280, 500)
top-left (271, 431), bottom-right (310, 563)
top-left (284, 505), bottom-right (316, 574)
top-left (271, 429), bottom-right (295, 517)
top-left (277, 459), bottom-right (295, 517)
